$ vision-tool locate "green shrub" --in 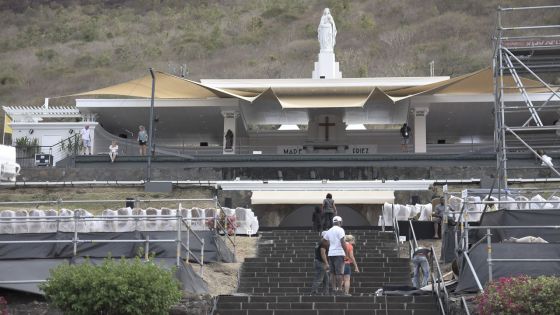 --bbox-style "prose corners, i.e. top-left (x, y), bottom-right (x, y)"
top-left (476, 275), bottom-right (560, 315)
top-left (40, 258), bottom-right (182, 315)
